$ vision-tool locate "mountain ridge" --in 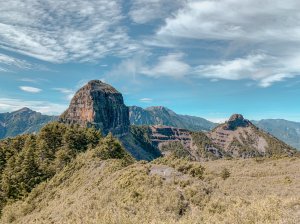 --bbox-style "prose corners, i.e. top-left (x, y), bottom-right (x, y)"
top-left (252, 119), bottom-right (300, 150)
top-left (129, 105), bottom-right (217, 131)
top-left (0, 107), bottom-right (57, 139)
top-left (0, 81), bottom-right (299, 152)
top-left (0, 107), bottom-right (299, 150)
